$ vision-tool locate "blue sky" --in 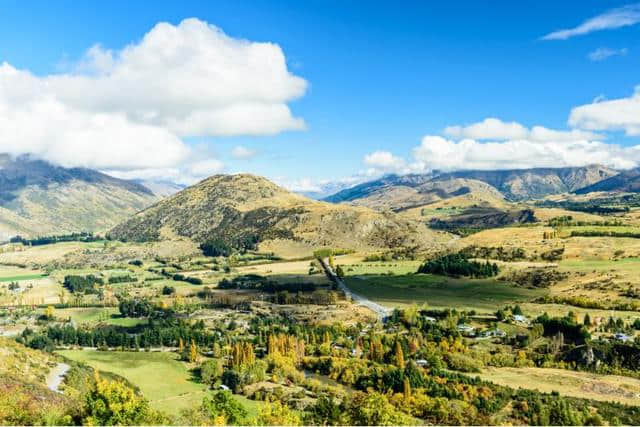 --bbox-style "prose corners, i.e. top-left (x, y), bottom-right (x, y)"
top-left (1, 1), bottom-right (639, 194)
